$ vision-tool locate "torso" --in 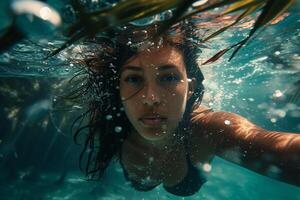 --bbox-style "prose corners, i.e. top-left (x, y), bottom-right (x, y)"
top-left (120, 105), bottom-right (216, 188)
